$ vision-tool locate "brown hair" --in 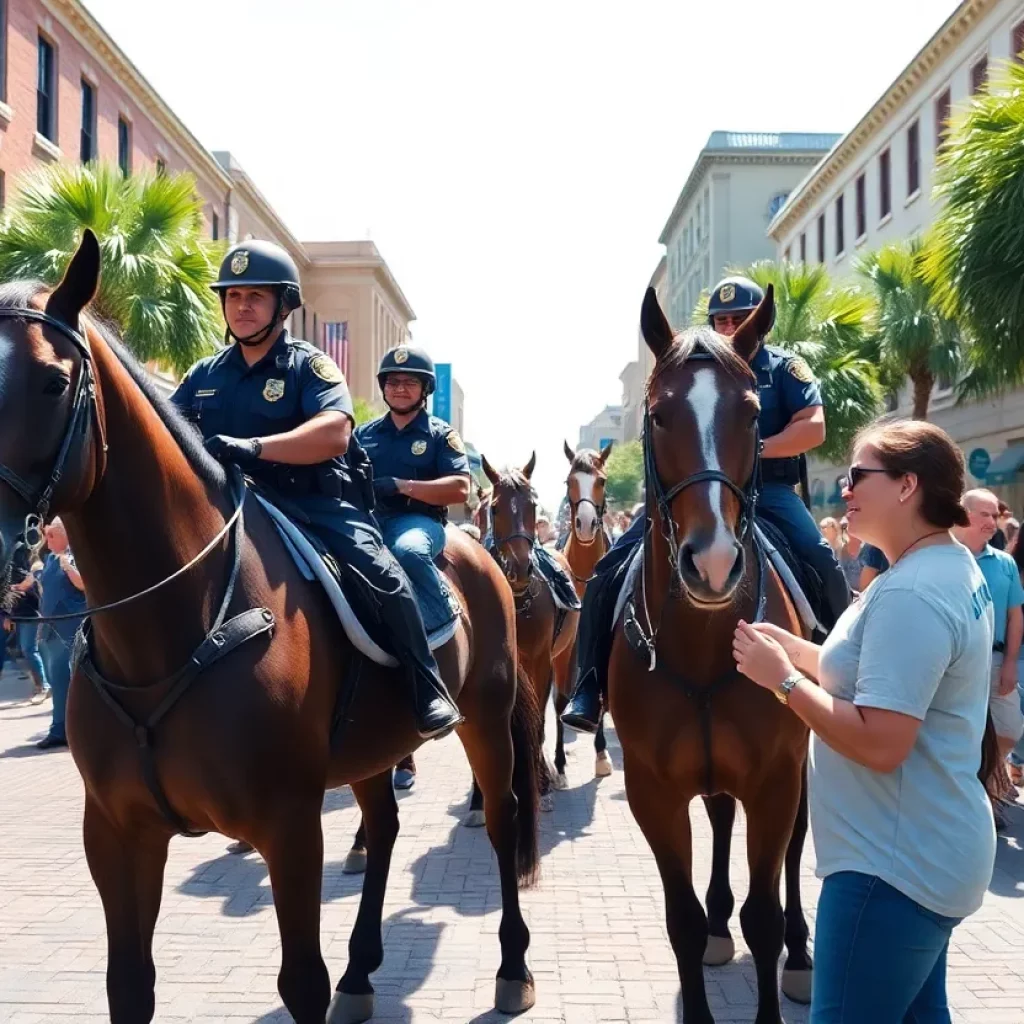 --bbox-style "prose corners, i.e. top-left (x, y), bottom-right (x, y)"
top-left (854, 418), bottom-right (969, 529)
